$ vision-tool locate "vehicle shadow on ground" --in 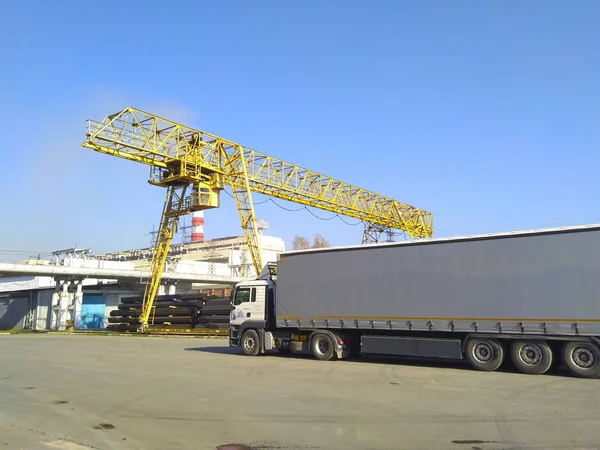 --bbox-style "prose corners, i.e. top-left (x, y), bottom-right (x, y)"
top-left (184, 346), bottom-right (574, 378)
top-left (184, 346), bottom-right (241, 355)
top-left (356, 354), bottom-right (572, 378)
